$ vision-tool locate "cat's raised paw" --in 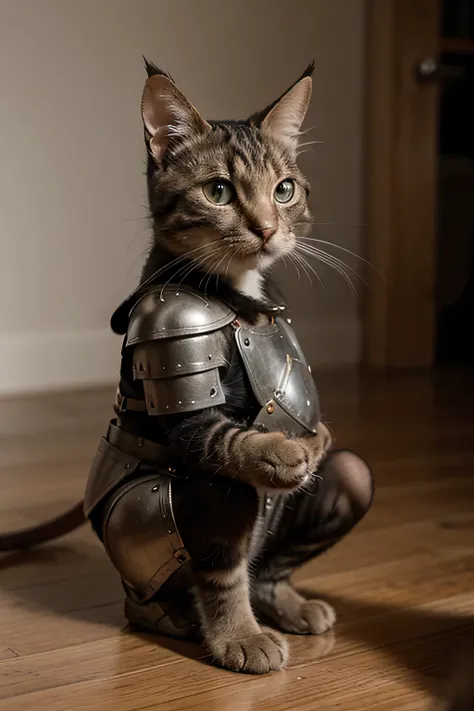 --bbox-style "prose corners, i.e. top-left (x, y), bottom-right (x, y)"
top-left (212, 628), bottom-right (289, 674)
